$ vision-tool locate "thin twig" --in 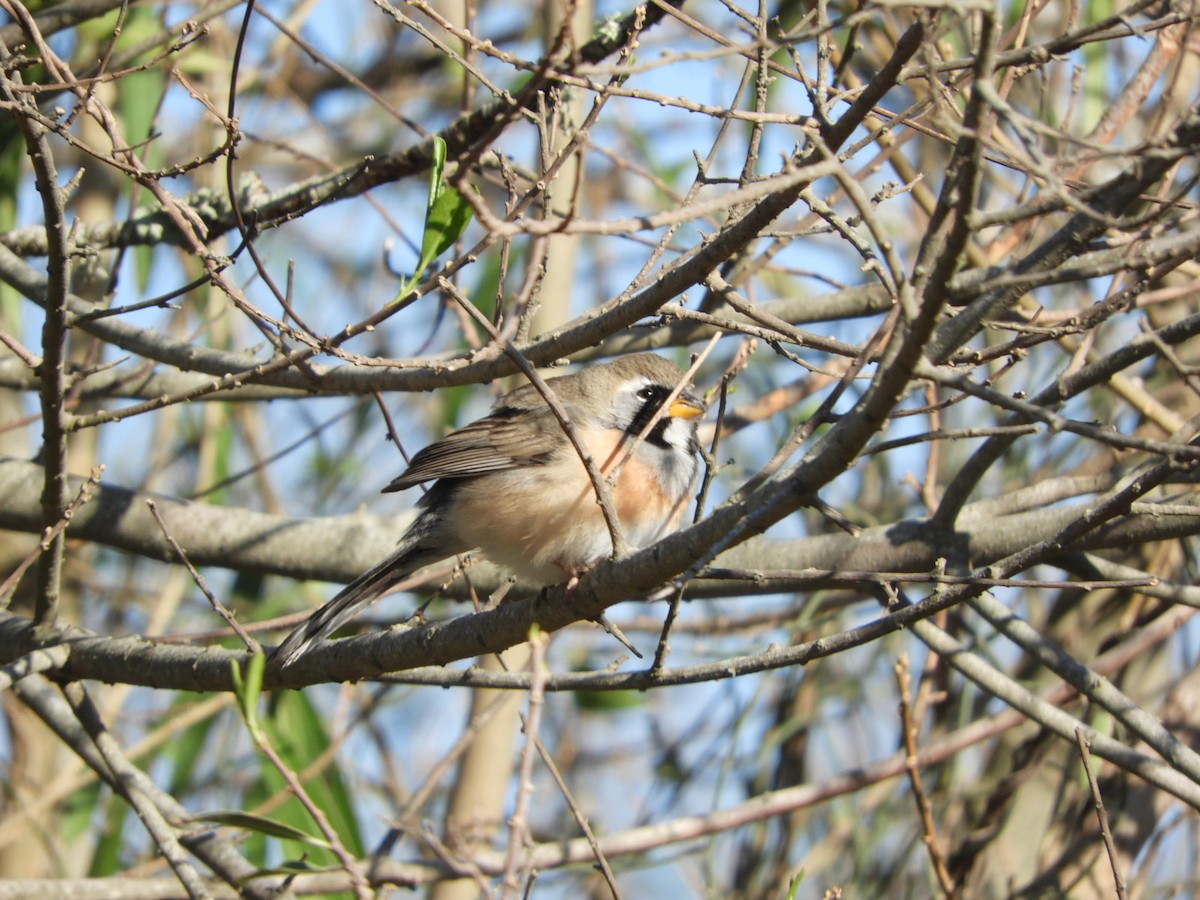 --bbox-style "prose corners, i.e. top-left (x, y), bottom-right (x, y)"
top-left (500, 628), bottom-right (549, 899)
top-left (895, 654), bottom-right (956, 897)
top-left (531, 729), bottom-right (622, 898)
top-left (0, 465), bottom-right (103, 605)
top-left (1074, 728), bottom-right (1129, 900)
top-left (0, 326), bottom-right (41, 367)
top-left (247, 703), bottom-right (372, 898)
top-left (145, 499), bottom-right (259, 652)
